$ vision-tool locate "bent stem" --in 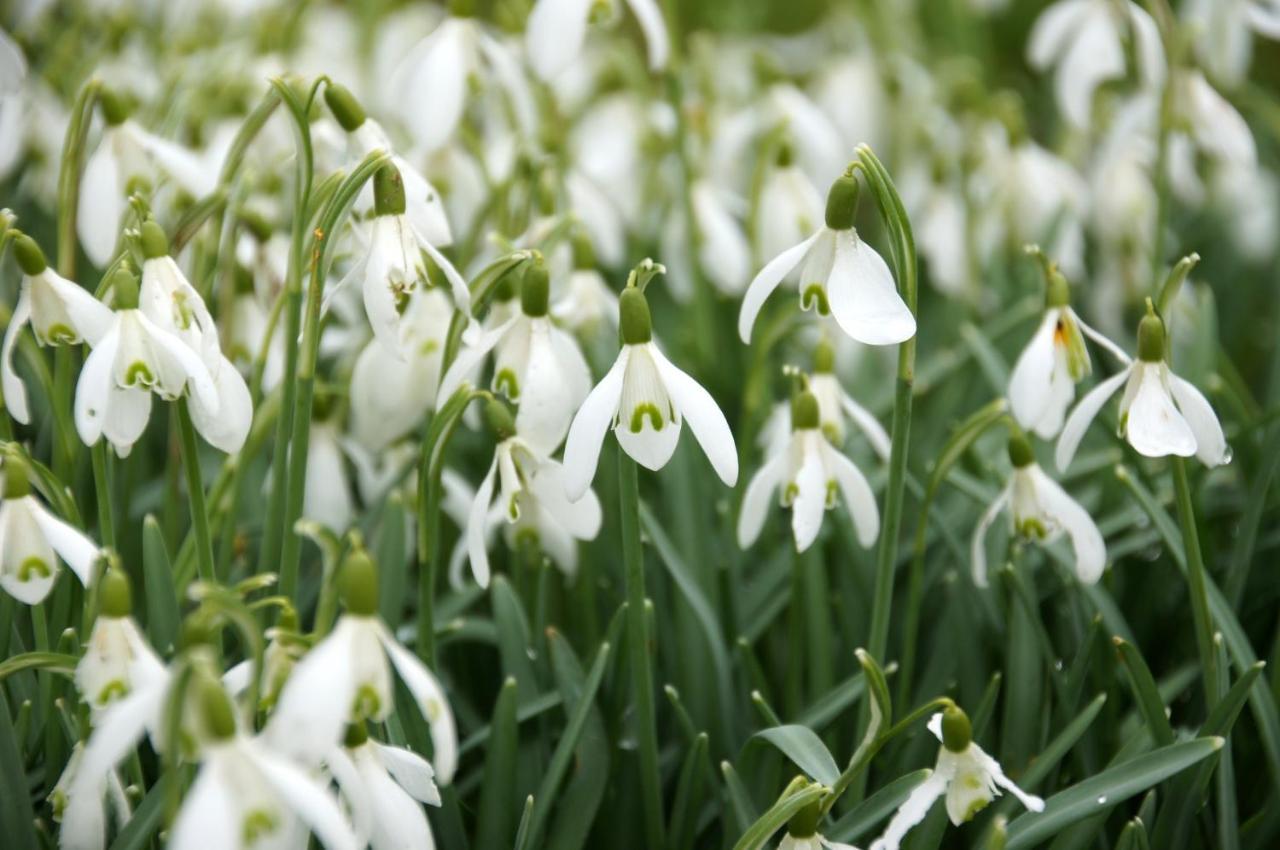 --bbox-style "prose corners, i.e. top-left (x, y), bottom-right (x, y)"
top-left (176, 399), bottom-right (215, 583)
top-left (619, 451), bottom-right (665, 847)
top-left (1171, 457), bottom-right (1220, 707)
